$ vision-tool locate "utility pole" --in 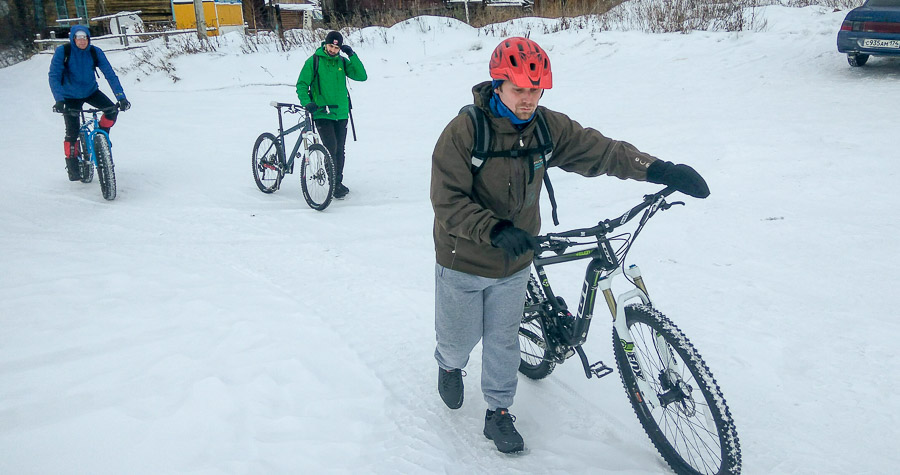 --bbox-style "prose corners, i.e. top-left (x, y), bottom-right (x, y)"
top-left (192, 0), bottom-right (207, 40)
